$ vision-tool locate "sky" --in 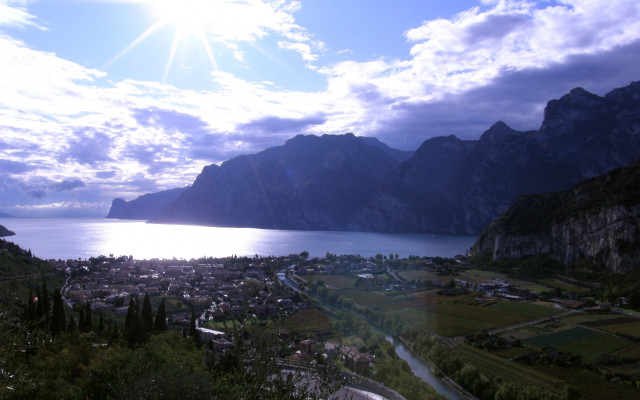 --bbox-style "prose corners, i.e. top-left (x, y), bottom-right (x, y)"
top-left (1, 0), bottom-right (639, 217)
